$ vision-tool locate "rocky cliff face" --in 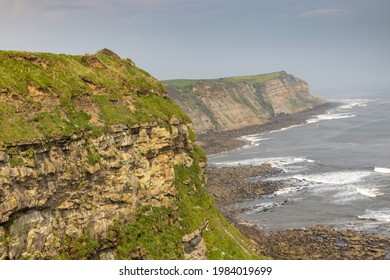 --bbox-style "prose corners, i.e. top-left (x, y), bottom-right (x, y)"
top-left (0, 120), bottom-right (192, 259)
top-left (165, 71), bottom-right (325, 133)
top-left (0, 49), bottom-right (258, 259)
